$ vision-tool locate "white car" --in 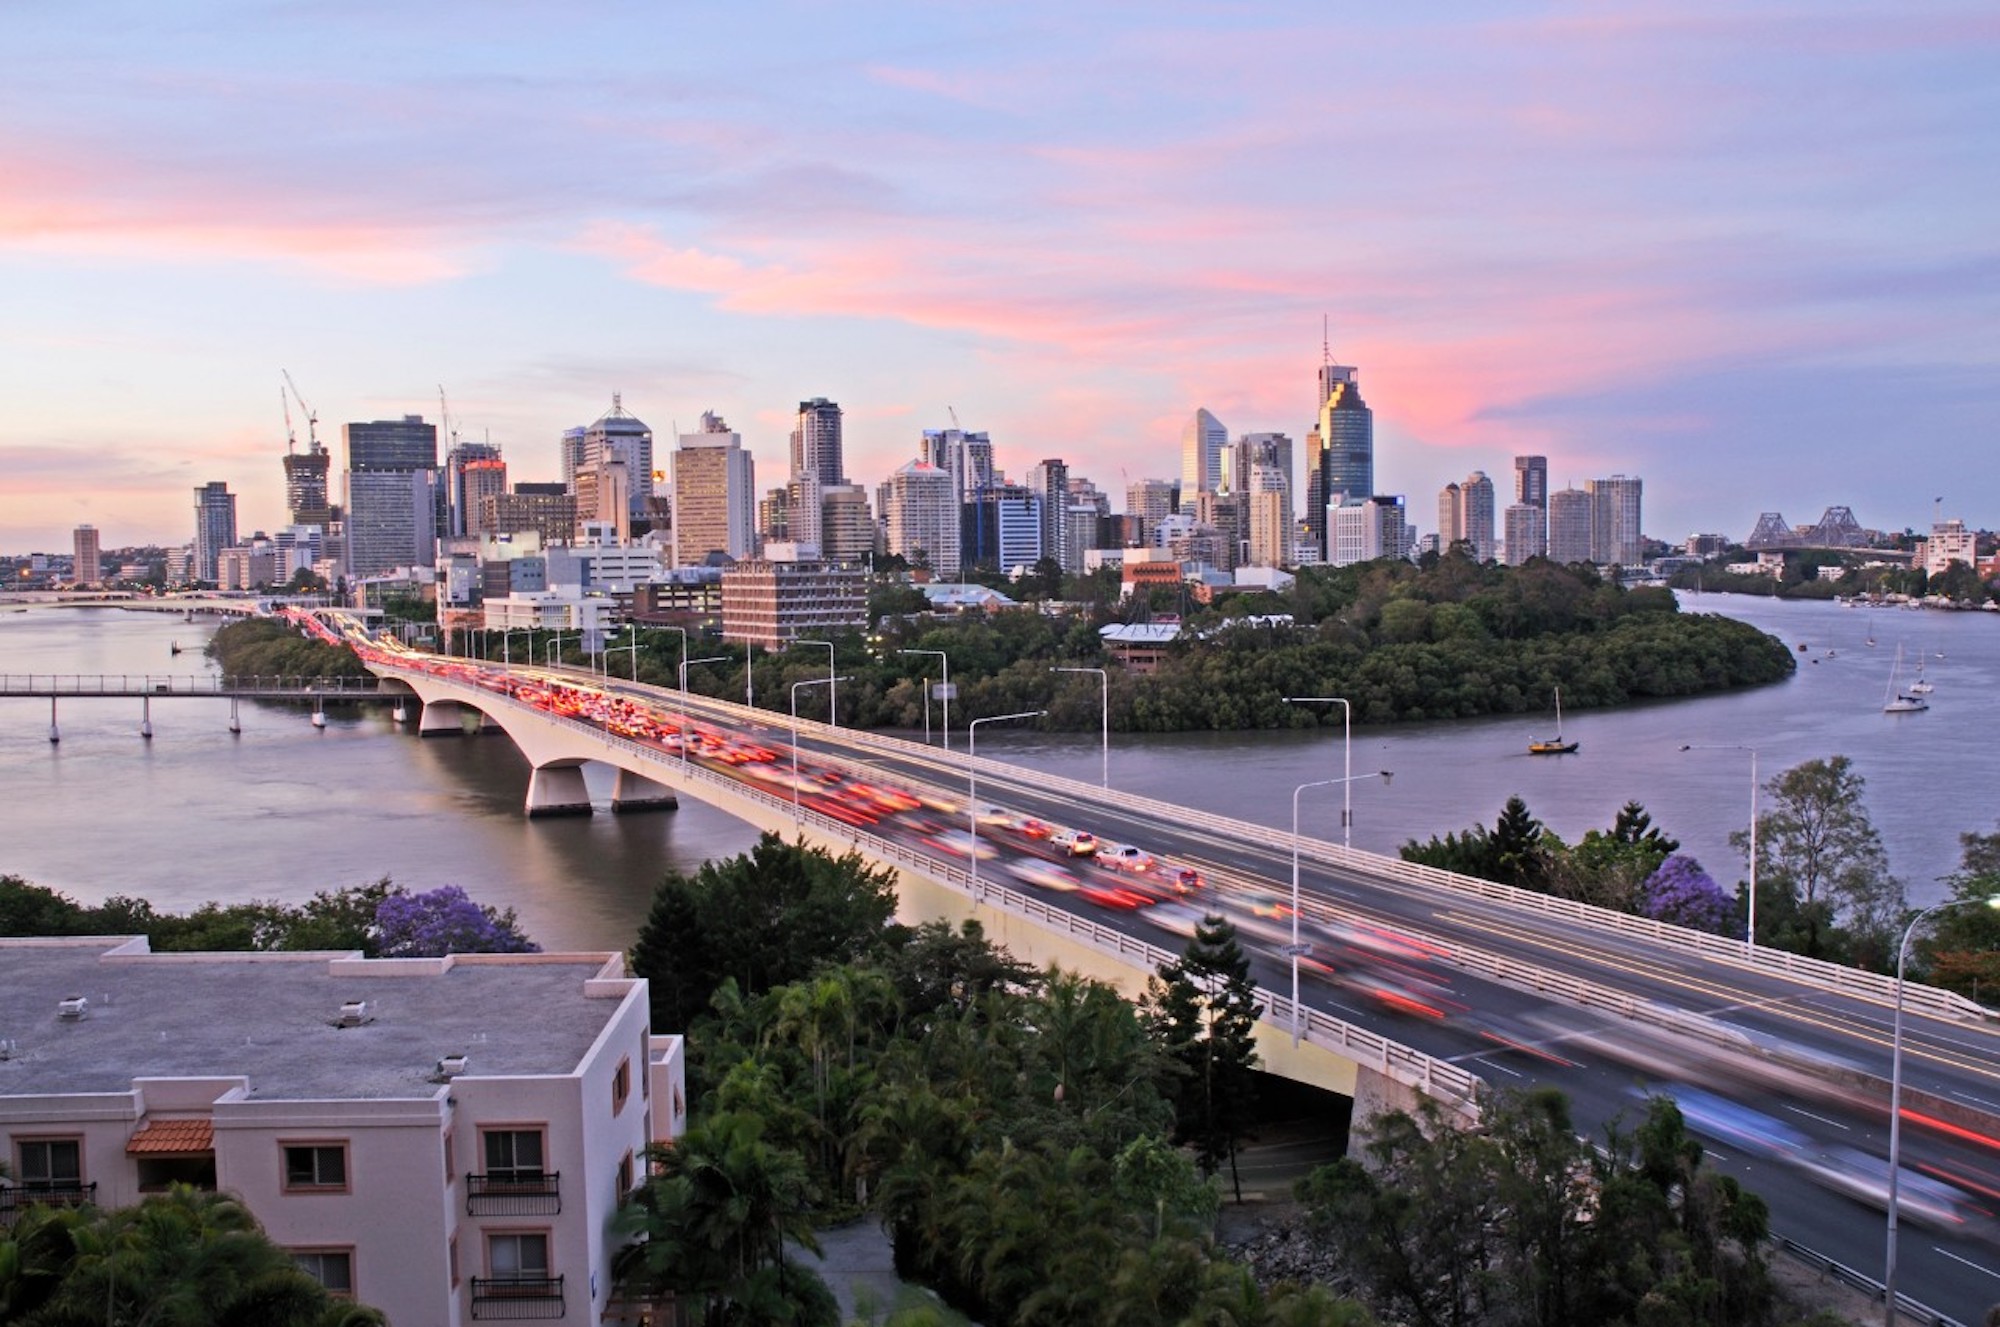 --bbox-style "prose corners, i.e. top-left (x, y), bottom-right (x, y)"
top-left (1050, 828), bottom-right (1098, 858)
top-left (1098, 844), bottom-right (1154, 873)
